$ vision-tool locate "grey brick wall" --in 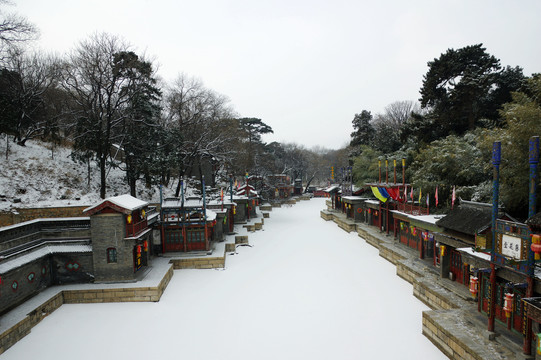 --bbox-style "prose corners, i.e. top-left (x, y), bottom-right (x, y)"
top-left (0, 258), bottom-right (51, 314)
top-left (91, 213), bottom-right (136, 282)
